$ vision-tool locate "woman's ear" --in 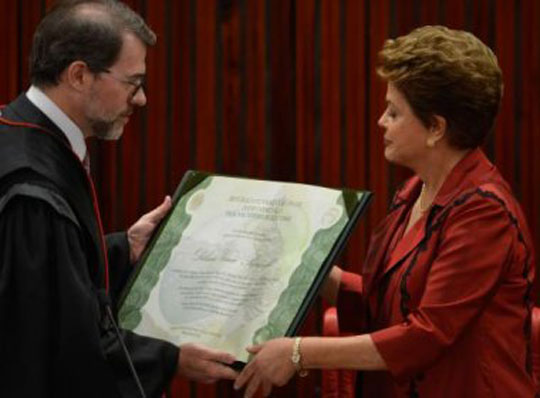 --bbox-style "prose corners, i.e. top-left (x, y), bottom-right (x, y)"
top-left (426, 115), bottom-right (447, 148)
